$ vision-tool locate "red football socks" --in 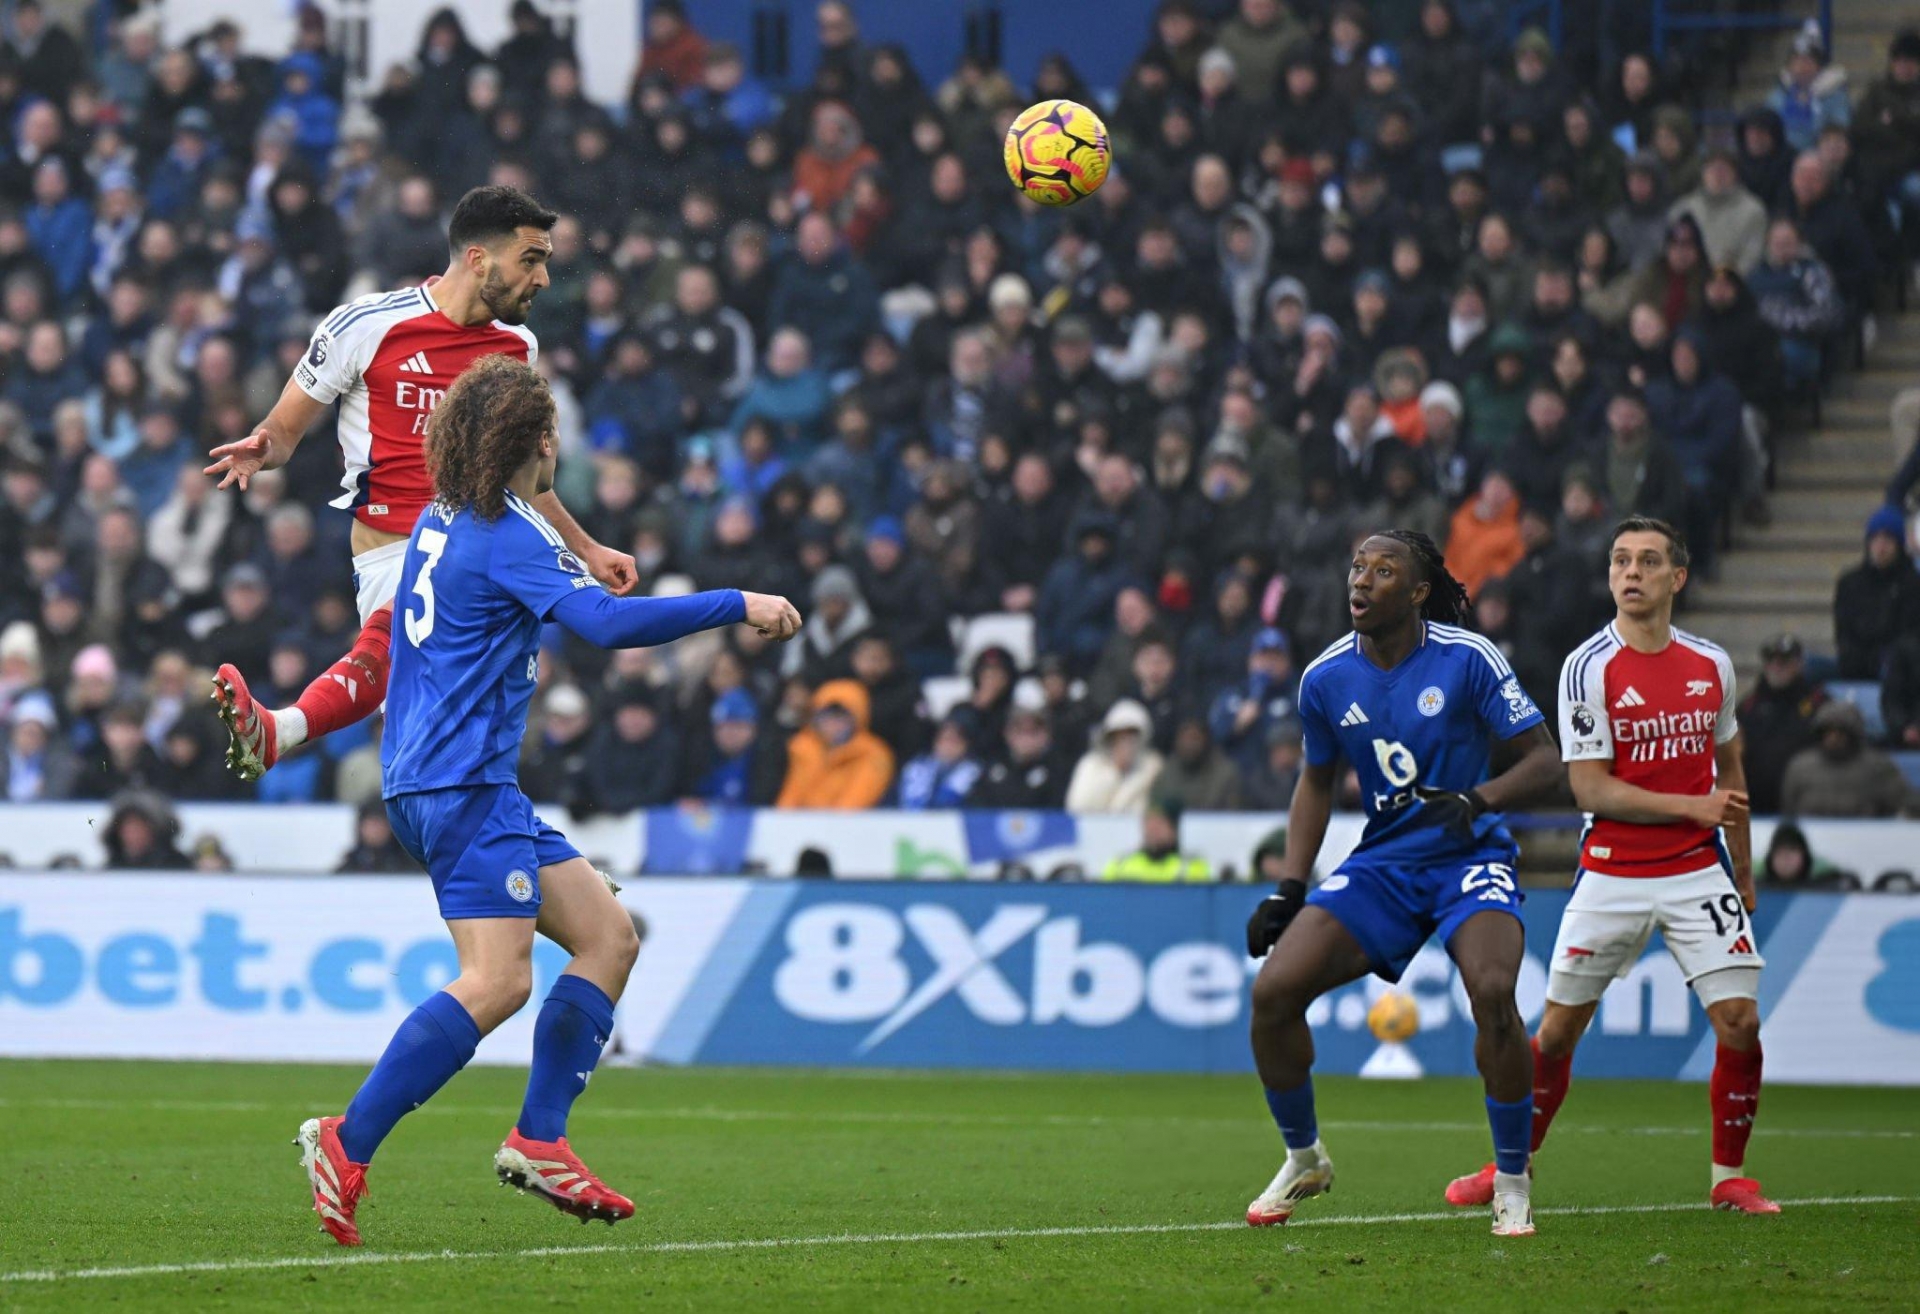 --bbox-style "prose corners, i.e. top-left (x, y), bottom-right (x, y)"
top-left (1530, 1036), bottom-right (1572, 1154)
top-left (289, 604), bottom-right (394, 747)
top-left (1710, 1041), bottom-right (1763, 1170)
